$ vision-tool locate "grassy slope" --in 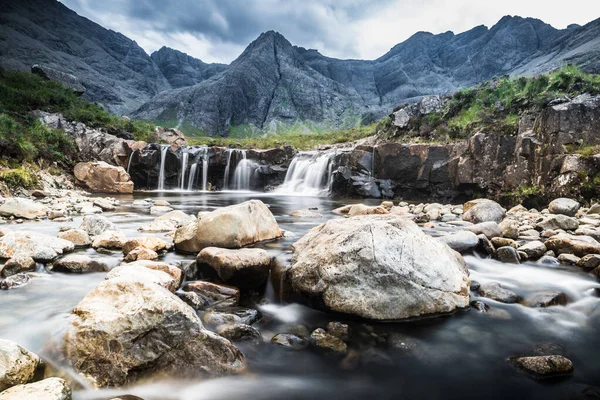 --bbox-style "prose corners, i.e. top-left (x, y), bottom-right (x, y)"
top-left (382, 65), bottom-right (600, 143)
